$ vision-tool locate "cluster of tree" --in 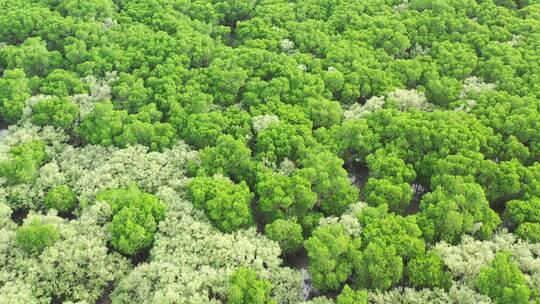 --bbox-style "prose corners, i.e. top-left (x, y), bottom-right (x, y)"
top-left (304, 204), bottom-right (448, 293)
top-left (324, 108), bottom-right (539, 246)
top-left (77, 101), bottom-right (176, 151)
top-left (0, 0), bottom-right (539, 303)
